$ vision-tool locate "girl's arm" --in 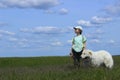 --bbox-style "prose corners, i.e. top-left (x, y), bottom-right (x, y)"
top-left (70, 39), bottom-right (74, 56)
top-left (83, 42), bottom-right (86, 50)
